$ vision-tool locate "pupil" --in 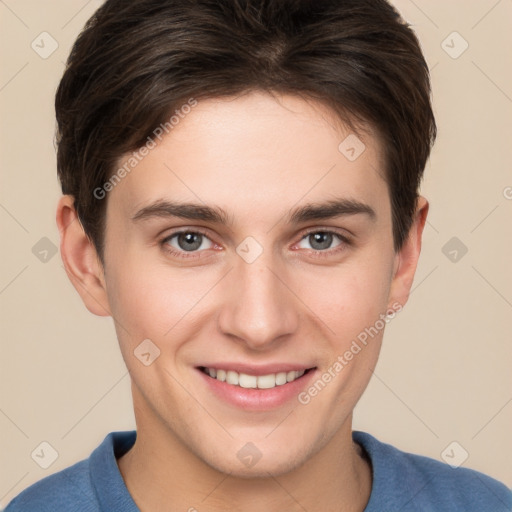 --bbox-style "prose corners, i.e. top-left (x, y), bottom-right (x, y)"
top-left (178, 232), bottom-right (202, 251)
top-left (310, 232), bottom-right (332, 250)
